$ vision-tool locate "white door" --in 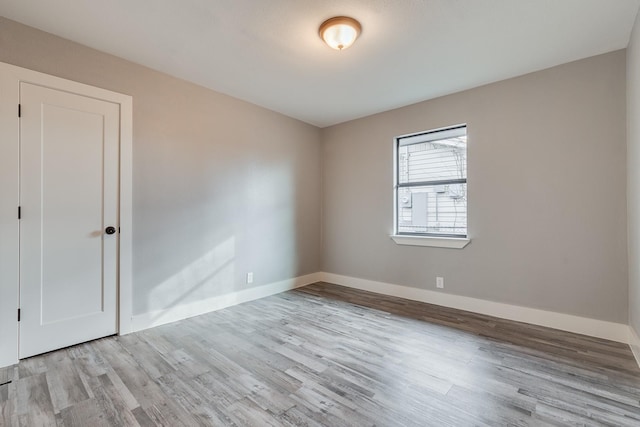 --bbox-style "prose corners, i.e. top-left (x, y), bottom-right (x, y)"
top-left (19, 82), bottom-right (120, 358)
